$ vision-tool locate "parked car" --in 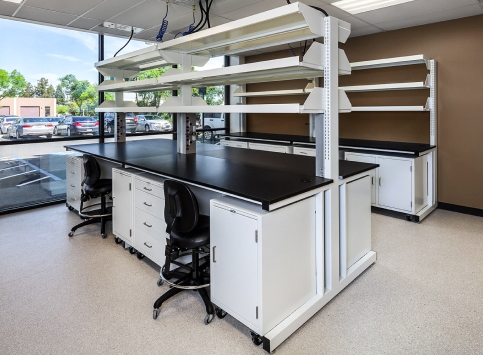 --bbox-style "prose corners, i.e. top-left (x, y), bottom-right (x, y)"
top-left (1, 116), bottom-right (19, 134)
top-left (46, 117), bottom-right (63, 135)
top-left (104, 112), bottom-right (136, 134)
top-left (200, 113), bottom-right (225, 140)
top-left (134, 114), bottom-right (172, 132)
top-left (7, 117), bottom-right (54, 139)
top-left (55, 116), bottom-right (99, 136)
